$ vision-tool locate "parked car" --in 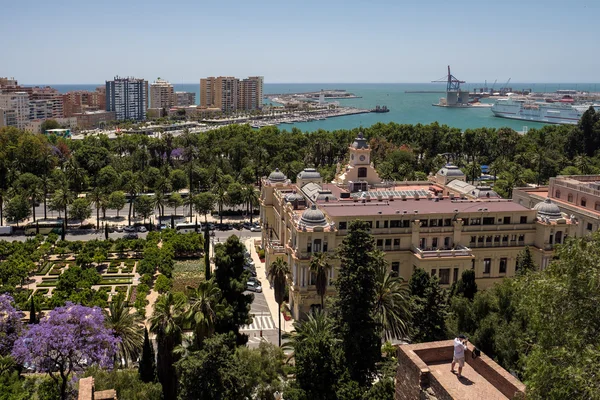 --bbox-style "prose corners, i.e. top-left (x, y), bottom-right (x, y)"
top-left (245, 258), bottom-right (255, 268)
top-left (250, 224), bottom-right (261, 232)
top-left (123, 226), bottom-right (136, 233)
top-left (124, 232), bottom-right (139, 240)
top-left (244, 266), bottom-right (257, 277)
top-left (248, 276), bottom-right (259, 284)
top-left (246, 281), bottom-right (262, 293)
top-left (138, 226), bottom-right (147, 233)
top-left (242, 222), bottom-right (252, 230)
top-left (216, 223), bottom-right (233, 231)
top-left (114, 226), bottom-right (123, 233)
top-left (158, 224), bottom-right (168, 231)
